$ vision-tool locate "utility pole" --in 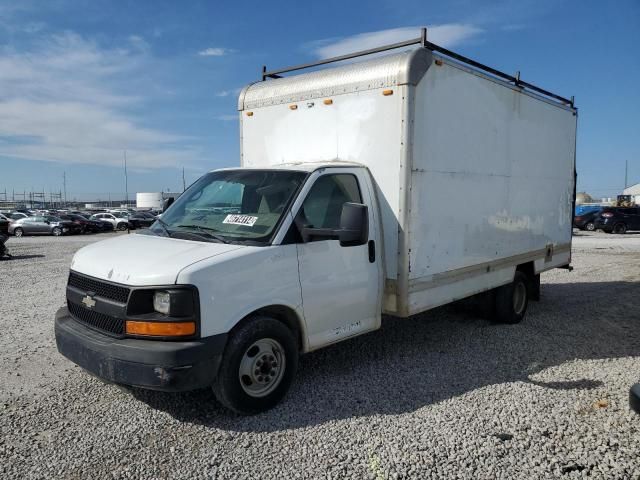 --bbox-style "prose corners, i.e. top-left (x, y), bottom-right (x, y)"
top-left (63, 171), bottom-right (67, 207)
top-left (124, 150), bottom-right (129, 208)
top-left (624, 159), bottom-right (628, 189)
top-left (182, 167), bottom-right (186, 192)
